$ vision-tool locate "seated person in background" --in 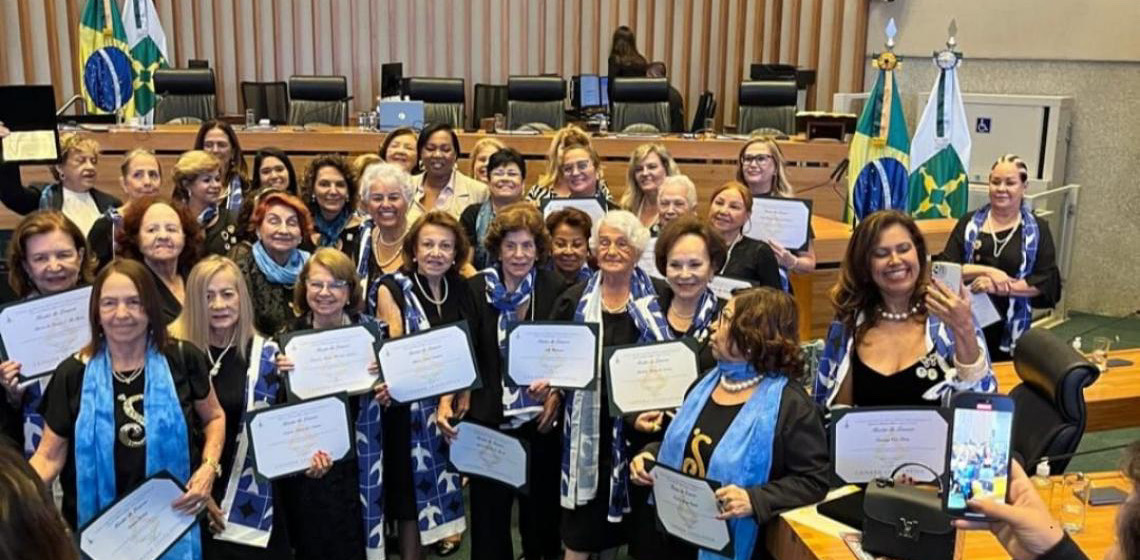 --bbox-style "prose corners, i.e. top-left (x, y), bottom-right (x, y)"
top-left (814, 210), bottom-right (995, 408)
top-left (938, 154), bottom-right (1061, 362)
top-left (656, 174), bottom-right (698, 231)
